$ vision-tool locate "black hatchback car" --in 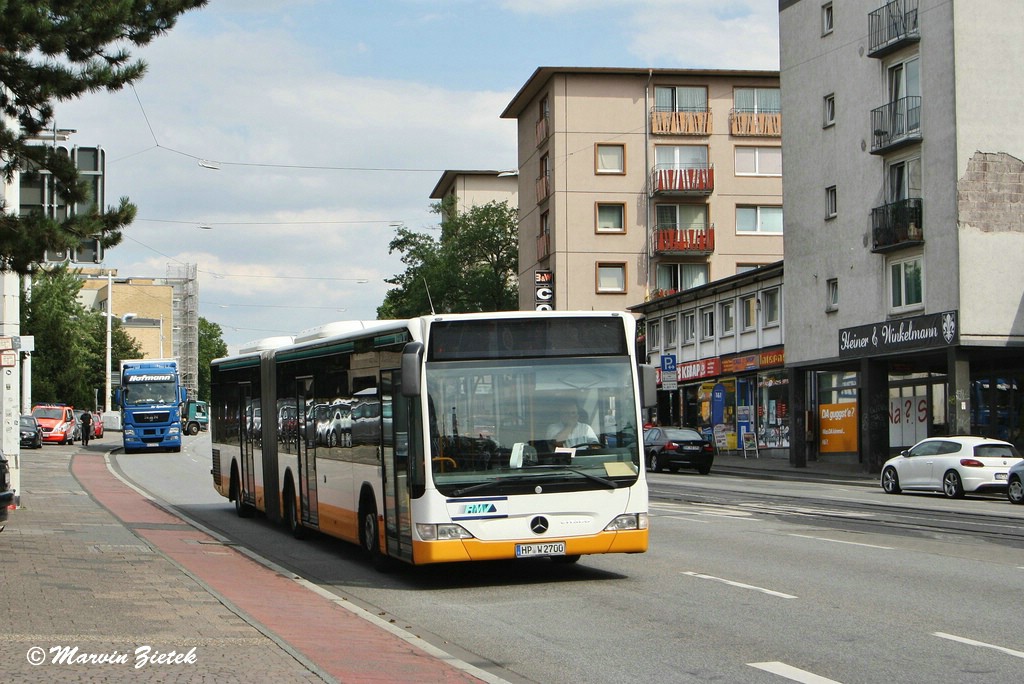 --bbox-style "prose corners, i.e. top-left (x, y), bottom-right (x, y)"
top-left (20, 415), bottom-right (43, 449)
top-left (1, 450), bottom-right (13, 529)
top-left (643, 427), bottom-right (715, 474)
